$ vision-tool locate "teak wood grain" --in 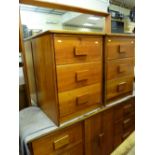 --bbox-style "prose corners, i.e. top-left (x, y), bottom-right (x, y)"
top-left (58, 83), bottom-right (102, 118)
top-left (84, 108), bottom-right (114, 155)
top-left (50, 143), bottom-right (83, 155)
top-left (107, 44), bottom-right (134, 60)
top-left (29, 97), bottom-right (135, 155)
top-left (54, 34), bottom-right (102, 65)
top-left (106, 37), bottom-right (135, 60)
top-left (105, 36), bottom-right (135, 103)
top-left (113, 97), bottom-right (135, 148)
top-left (24, 33), bottom-right (105, 125)
top-left (56, 62), bottom-right (102, 92)
top-left (32, 123), bottom-right (83, 155)
top-left (84, 113), bottom-right (103, 155)
top-left (106, 77), bottom-right (134, 100)
top-left (24, 41), bottom-right (37, 104)
top-left (106, 58), bottom-right (134, 80)
top-left (31, 34), bottom-right (59, 125)
top-left (101, 108), bottom-right (114, 155)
